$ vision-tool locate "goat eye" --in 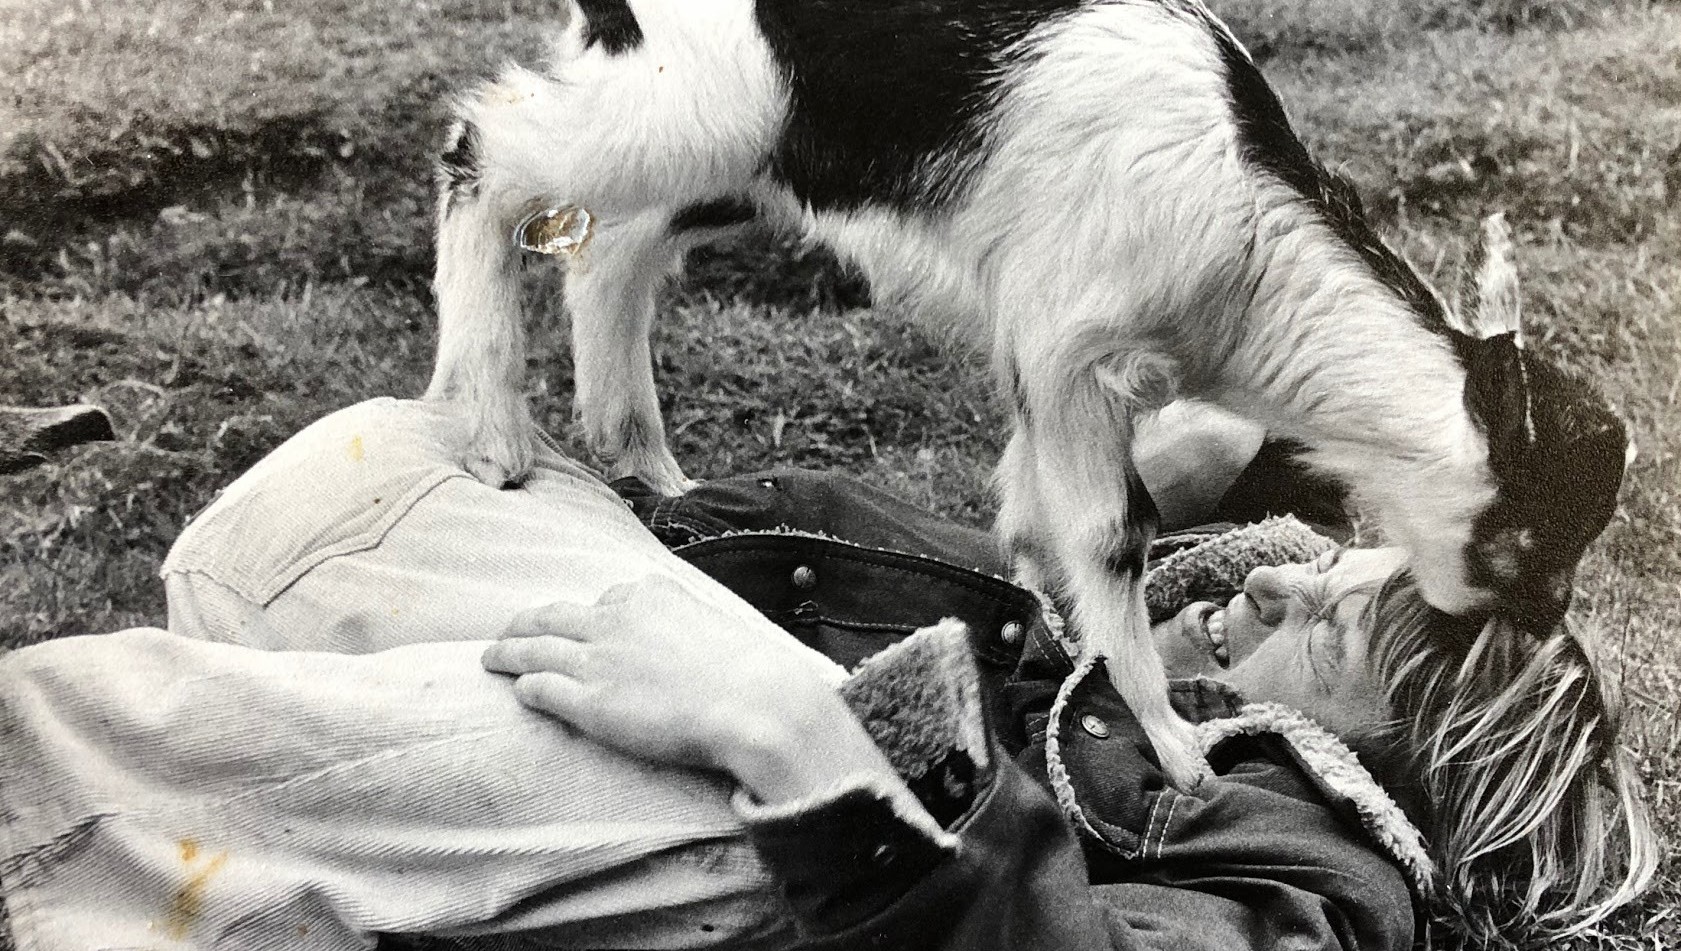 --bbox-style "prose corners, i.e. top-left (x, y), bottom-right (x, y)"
top-left (1477, 531), bottom-right (1525, 582)
top-left (1515, 527), bottom-right (1536, 551)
